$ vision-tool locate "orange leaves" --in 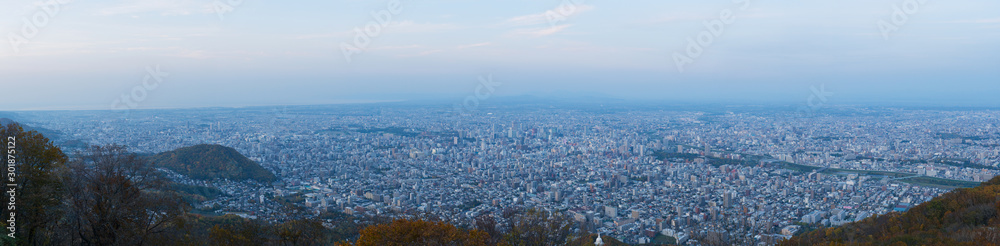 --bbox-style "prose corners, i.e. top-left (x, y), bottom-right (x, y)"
top-left (353, 219), bottom-right (489, 246)
top-left (784, 179), bottom-right (1000, 246)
